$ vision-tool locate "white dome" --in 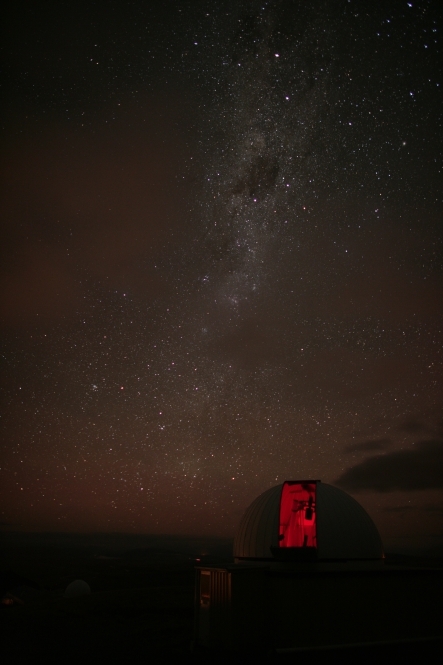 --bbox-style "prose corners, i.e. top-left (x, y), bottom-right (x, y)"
top-left (64, 579), bottom-right (91, 598)
top-left (233, 481), bottom-right (383, 561)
